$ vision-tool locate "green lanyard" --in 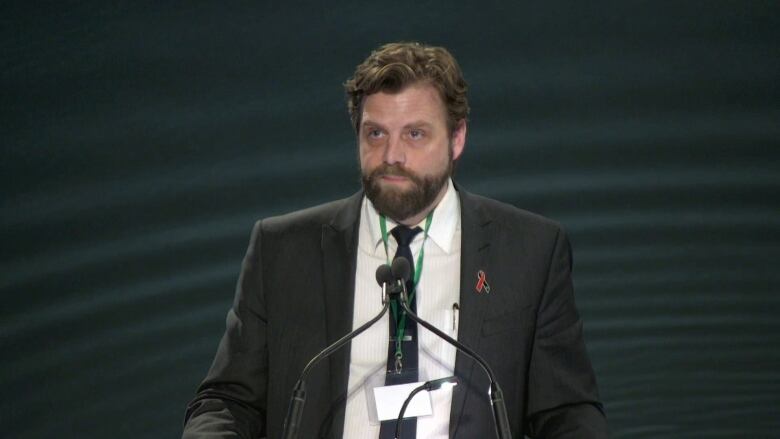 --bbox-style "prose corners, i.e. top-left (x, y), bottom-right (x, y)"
top-left (380, 211), bottom-right (433, 371)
